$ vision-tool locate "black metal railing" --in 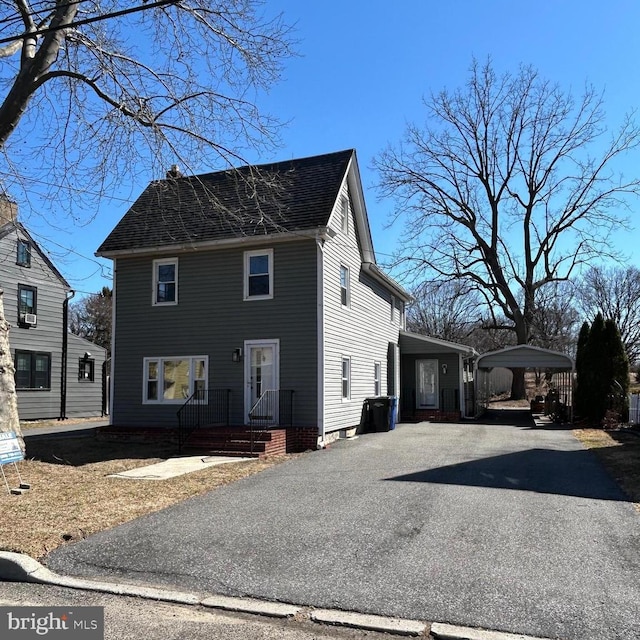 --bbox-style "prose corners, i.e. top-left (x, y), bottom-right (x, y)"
top-left (247, 389), bottom-right (294, 455)
top-left (249, 389), bottom-right (295, 429)
top-left (177, 388), bottom-right (231, 452)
